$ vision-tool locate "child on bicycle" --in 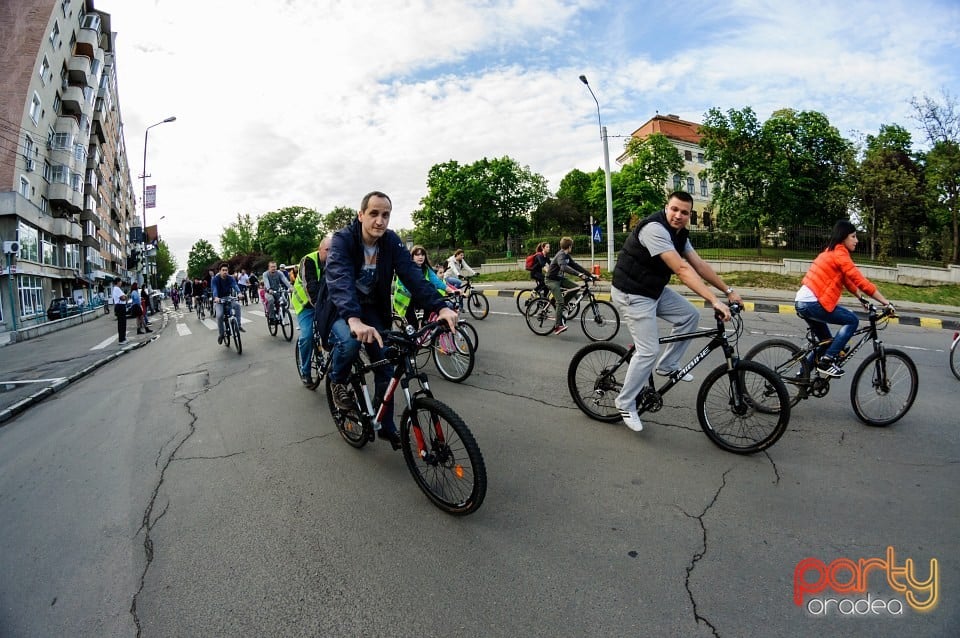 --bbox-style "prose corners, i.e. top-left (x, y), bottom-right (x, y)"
top-left (545, 237), bottom-right (595, 335)
top-left (794, 219), bottom-right (894, 378)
